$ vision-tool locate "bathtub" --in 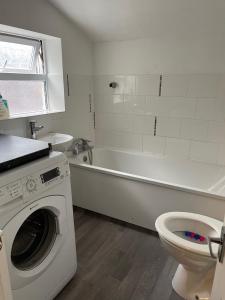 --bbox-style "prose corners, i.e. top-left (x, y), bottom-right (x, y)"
top-left (68, 148), bottom-right (225, 231)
